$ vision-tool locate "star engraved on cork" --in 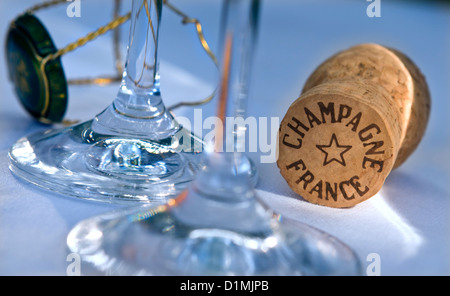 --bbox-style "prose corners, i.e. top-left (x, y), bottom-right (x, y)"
top-left (316, 134), bottom-right (352, 167)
